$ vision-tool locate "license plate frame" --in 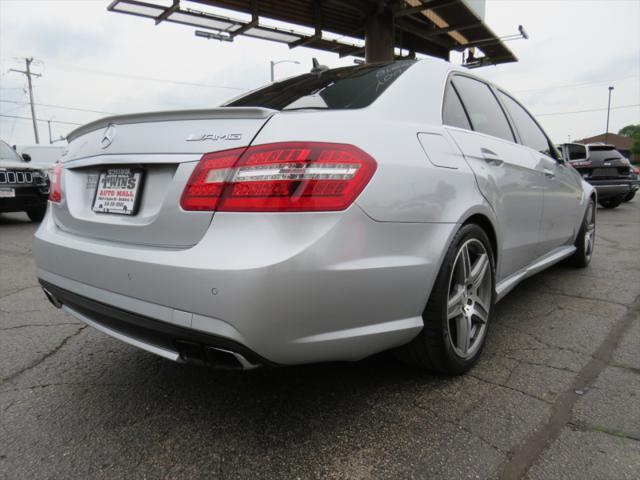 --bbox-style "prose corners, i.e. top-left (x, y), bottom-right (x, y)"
top-left (92, 168), bottom-right (145, 216)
